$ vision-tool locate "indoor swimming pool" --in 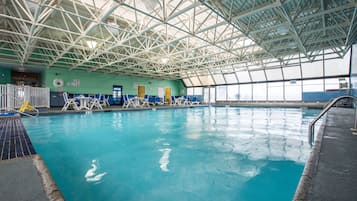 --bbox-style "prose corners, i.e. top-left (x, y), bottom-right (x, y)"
top-left (22, 107), bottom-right (321, 201)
